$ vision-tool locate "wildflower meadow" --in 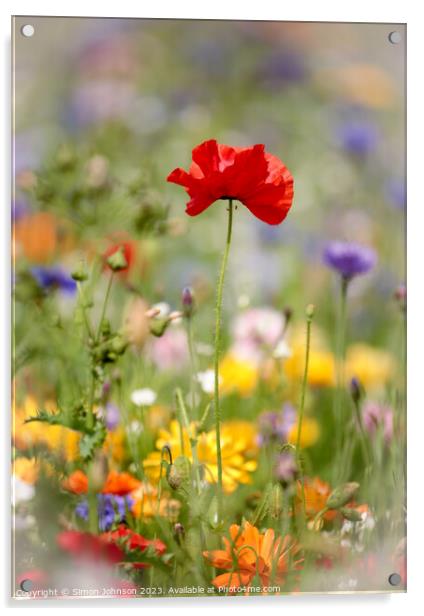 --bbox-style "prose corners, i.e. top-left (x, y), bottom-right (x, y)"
top-left (12, 17), bottom-right (406, 598)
